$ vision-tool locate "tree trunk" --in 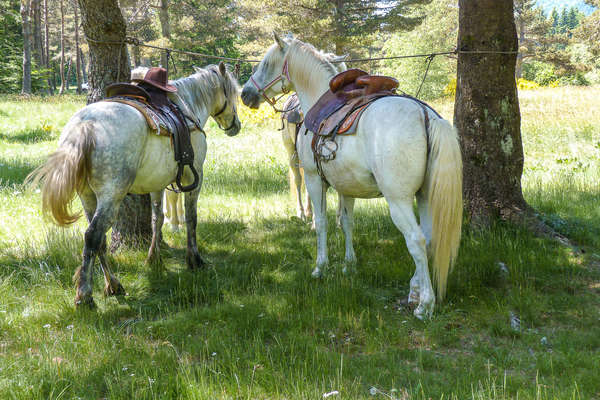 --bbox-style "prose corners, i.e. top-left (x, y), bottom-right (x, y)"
top-left (65, 57), bottom-right (72, 90)
top-left (73, 0), bottom-right (82, 94)
top-left (32, 0), bottom-right (43, 67)
top-left (454, 0), bottom-right (528, 226)
top-left (78, 0), bottom-right (152, 250)
top-left (78, 0), bottom-right (130, 102)
top-left (132, 44), bottom-right (141, 67)
top-left (158, 0), bottom-right (170, 68)
top-left (59, 0), bottom-right (66, 94)
top-left (80, 47), bottom-right (88, 83)
top-left (515, 19), bottom-right (525, 79)
top-left (333, 0), bottom-right (345, 55)
top-left (21, 0), bottom-right (32, 95)
top-left (43, 0), bottom-right (53, 94)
